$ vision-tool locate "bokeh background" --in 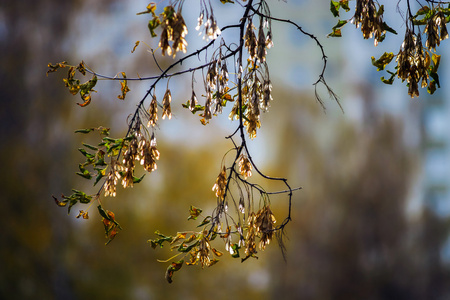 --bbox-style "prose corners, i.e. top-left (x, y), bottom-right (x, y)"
top-left (2, 0), bottom-right (450, 299)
